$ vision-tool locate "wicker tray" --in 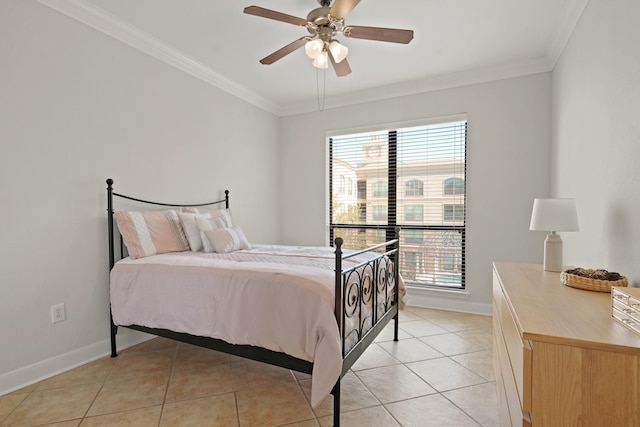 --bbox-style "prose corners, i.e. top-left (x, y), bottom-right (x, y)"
top-left (561, 271), bottom-right (628, 292)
